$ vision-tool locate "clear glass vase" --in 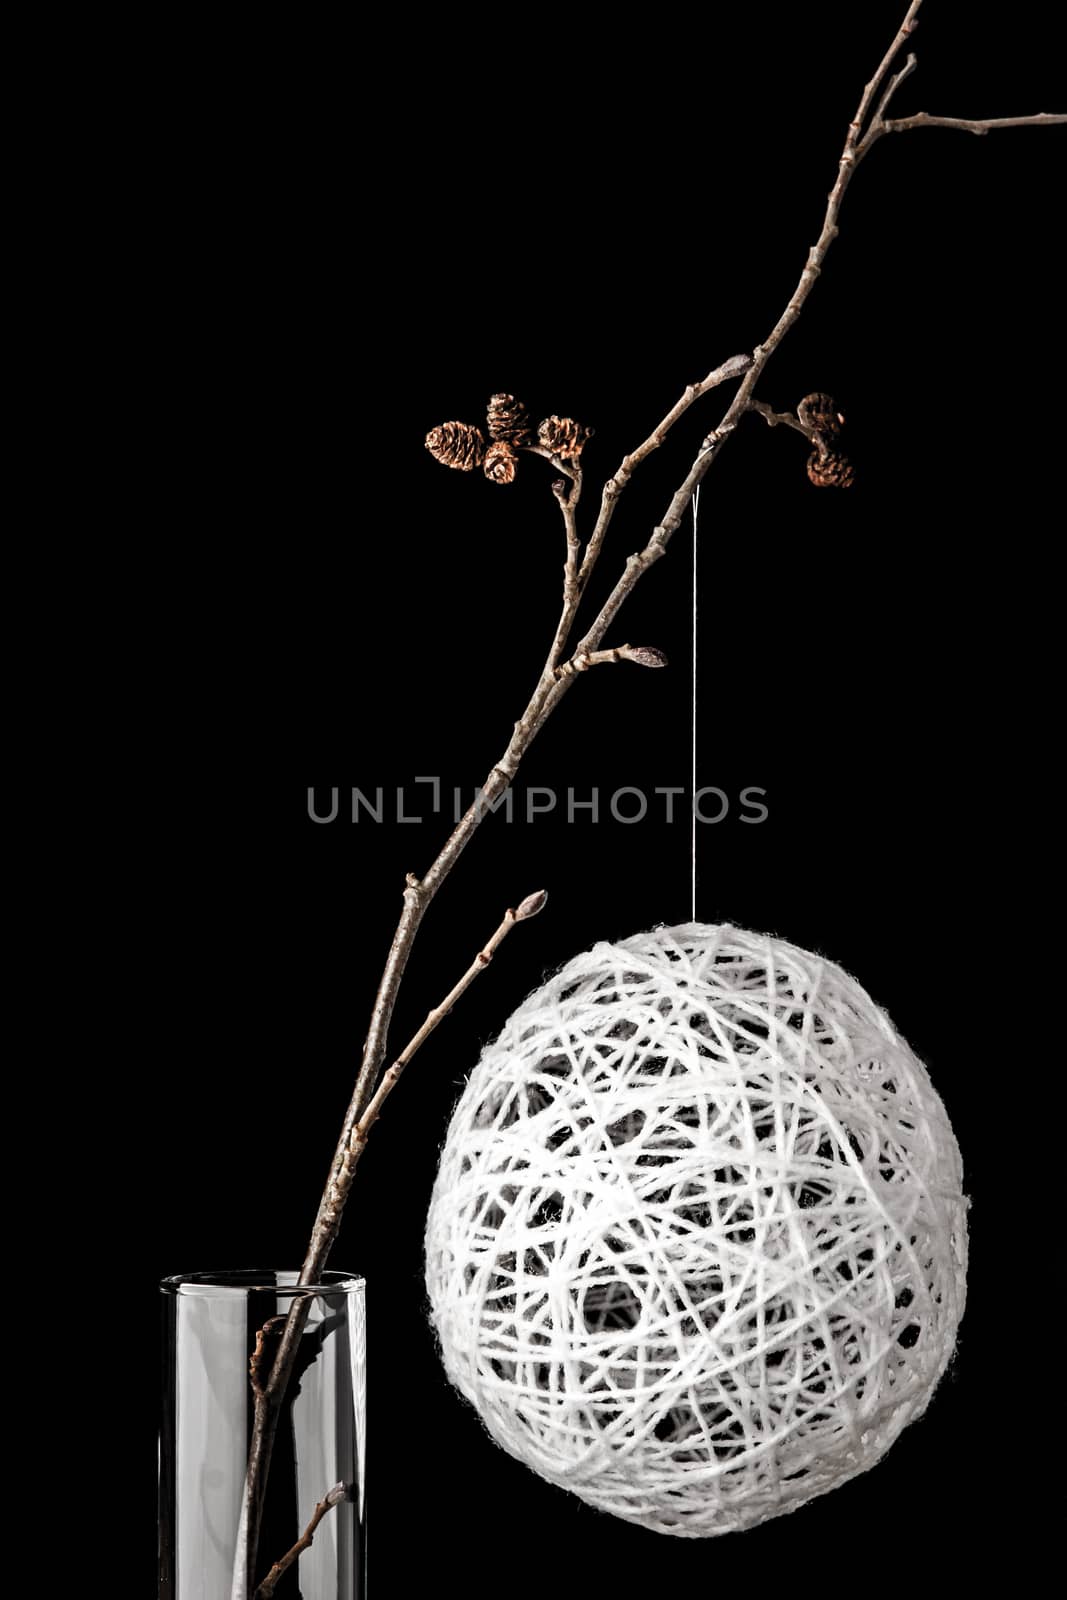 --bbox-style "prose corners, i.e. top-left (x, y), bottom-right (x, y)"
top-left (159, 1270), bottom-right (366, 1599)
